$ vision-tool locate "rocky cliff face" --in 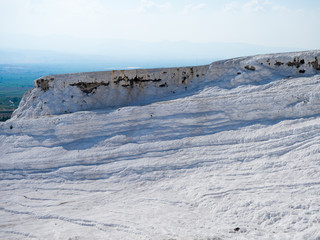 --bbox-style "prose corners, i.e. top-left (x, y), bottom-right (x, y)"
top-left (12, 50), bottom-right (320, 119)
